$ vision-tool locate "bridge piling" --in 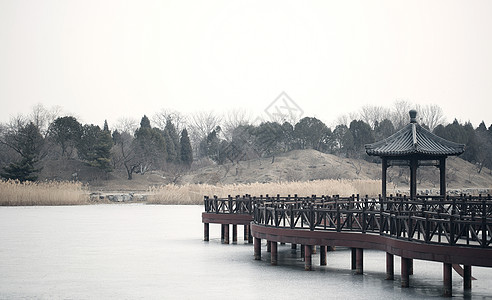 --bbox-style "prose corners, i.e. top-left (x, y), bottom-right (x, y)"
top-left (304, 245), bottom-right (312, 271)
top-left (232, 225), bottom-right (237, 243)
top-left (443, 263), bottom-right (452, 297)
top-left (203, 223), bottom-right (209, 241)
top-left (401, 257), bottom-right (410, 287)
top-left (355, 248), bottom-right (363, 274)
top-left (244, 225), bottom-right (248, 242)
top-left (386, 253), bottom-right (394, 280)
top-left (267, 240), bottom-right (271, 252)
top-left (271, 242), bottom-right (278, 265)
top-left (464, 265), bottom-right (472, 290)
top-left (351, 248), bottom-right (356, 270)
top-left (320, 246), bottom-right (327, 266)
top-left (291, 243), bottom-right (297, 250)
top-left (223, 224), bottom-right (229, 244)
top-left (254, 237), bottom-right (261, 260)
